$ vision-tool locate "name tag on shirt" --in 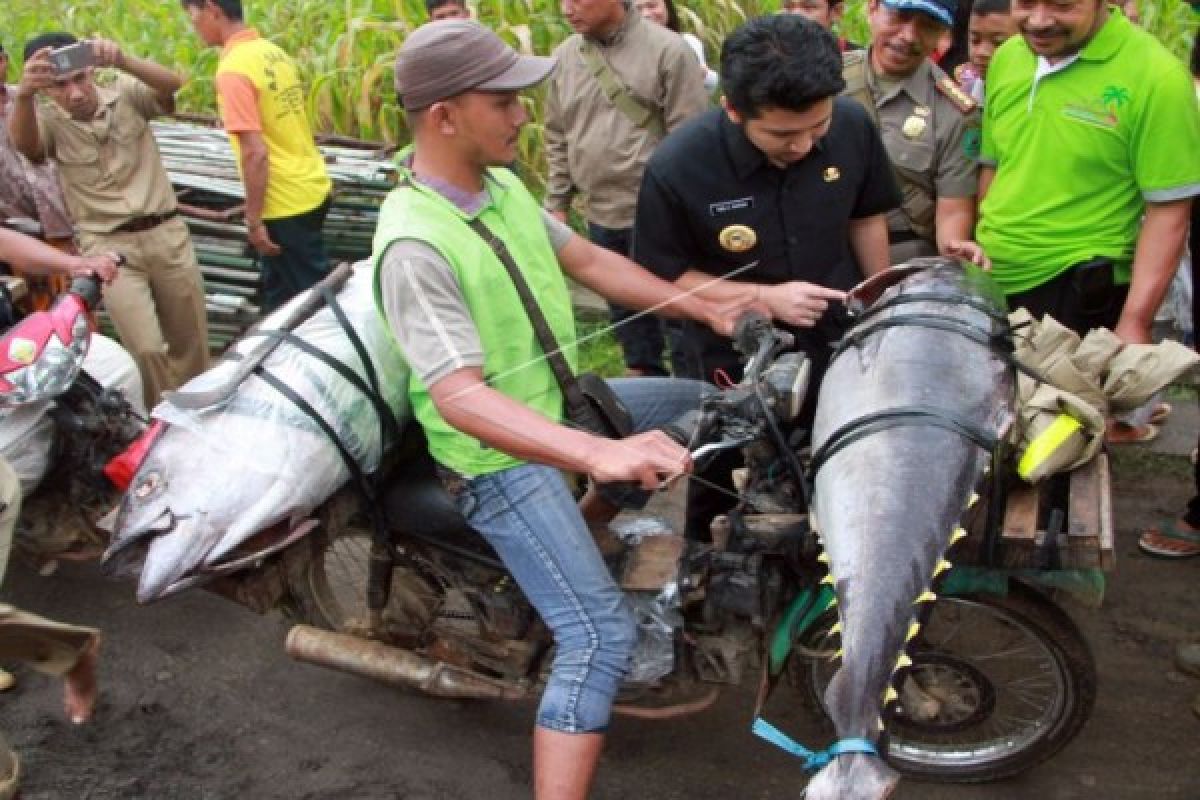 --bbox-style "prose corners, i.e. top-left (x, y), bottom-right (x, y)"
top-left (709, 196), bottom-right (755, 216)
